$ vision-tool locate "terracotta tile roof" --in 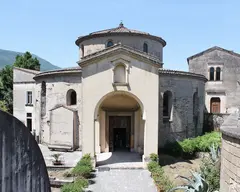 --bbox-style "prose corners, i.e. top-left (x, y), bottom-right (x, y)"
top-left (34, 66), bottom-right (81, 79)
top-left (13, 67), bottom-right (40, 75)
top-left (159, 69), bottom-right (207, 81)
top-left (89, 22), bottom-right (149, 35)
top-left (75, 22), bottom-right (166, 47)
